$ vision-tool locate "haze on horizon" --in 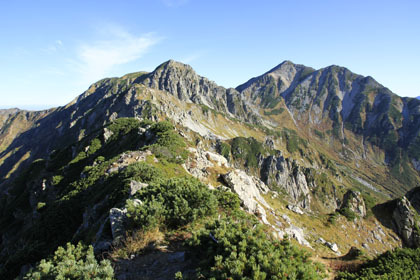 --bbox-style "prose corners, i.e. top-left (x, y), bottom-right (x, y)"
top-left (1, 0), bottom-right (419, 110)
